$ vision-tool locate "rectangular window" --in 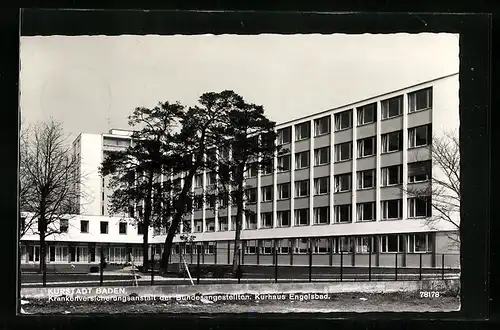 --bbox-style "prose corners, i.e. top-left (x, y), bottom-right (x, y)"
top-left (334, 110), bottom-right (353, 131)
top-left (100, 221), bottom-right (108, 234)
top-left (277, 127), bottom-right (291, 145)
top-left (261, 240), bottom-right (273, 255)
top-left (246, 213), bottom-right (257, 229)
top-left (277, 239), bottom-right (291, 254)
top-left (408, 197), bottom-right (432, 218)
top-left (277, 154), bottom-right (291, 172)
top-left (262, 160), bottom-right (274, 175)
top-left (314, 147), bottom-right (330, 166)
top-left (219, 194), bottom-right (228, 208)
top-left (381, 235), bottom-right (403, 253)
top-left (194, 219), bottom-right (203, 233)
top-left (408, 161), bottom-right (431, 183)
top-left (261, 212), bottom-right (273, 228)
top-left (277, 210), bottom-right (291, 227)
top-left (356, 202), bottom-right (375, 221)
top-left (247, 164), bottom-right (258, 178)
top-left (314, 177), bottom-right (330, 195)
top-left (194, 174), bottom-right (203, 188)
top-left (357, 169), bottom-right (375, 189)
top-left (245, 240), bottom-right (257, 254)
top-left (119, 222), bottom-right (127, 234)
top-left (334, 173), bottom-right (351, 192)
top-left (207, 172), bottom-right (217, 185)
top-left (218, 217), bottom-right (228, 231)
top-left (207, 194), bottom-right (216, 209)
top-left (206, 218), bottom-right (215, 232)
top-left (60, 219), bottom-right (69, 233)
top-left (294, 208), bottom-right (309, 226)
top-left (295, 238), bottom-right (309, 254)
top-left (246, 188), bottom-right (257, 203)
top-left (356, 237), bottom-right (374, 254)
top-left (381, 165), bottom-right (403, 186)
top-left (261, 186), bottom-right (273, 202)
top-left (408, 87), bottom-right (432, 113)
top-left (409, 124), bottom-right (431, 148)
top-left (314, 116), bottom-right (331, 136)
top-left (277, 183), bottom-right (291, 199)
top-left (313, 207), bottom-right (329, 224)
top-left (194, 195), bottom-right (203, 210)
top-left (203, 242), bottom-right (216, 255)
top-left (381, 130), bottom-right (403, 153)
top-left (381, 199), bottom-right (403, 220)
top-left (295, 151), bottom-right (310, 169)
top-left (314, 238), bottom-right (331, 253)
top-left (357, 137), bottom-right (376, 158)
top-left (334, 142), bottom-right (352, 162)
top-left (332, 237), bottom-right (352, 253)
top-left (334, 204), bottom-right (351, 223)
top-left (295, 180), bottom-right (309, 197)
top-left (357, 103), bottom-right (376, 125)
top-left (137, 223), bottom-right (144, 235)
top-left (80, 220), bottom-right (89, 233)
top-left (381, 95), bottom-right (403, 119)
top-left (407, 233), bottom-right (433, 253)
top-left (295, 122), bottom-right (311, 141)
